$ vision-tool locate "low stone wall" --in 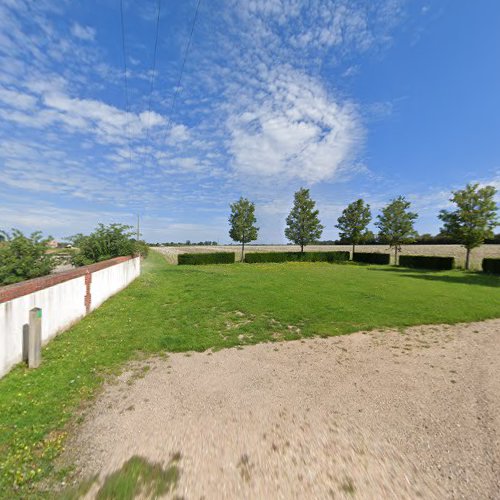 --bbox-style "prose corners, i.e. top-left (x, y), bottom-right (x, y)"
top-left (0, 256), bottom-right (140, 378)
